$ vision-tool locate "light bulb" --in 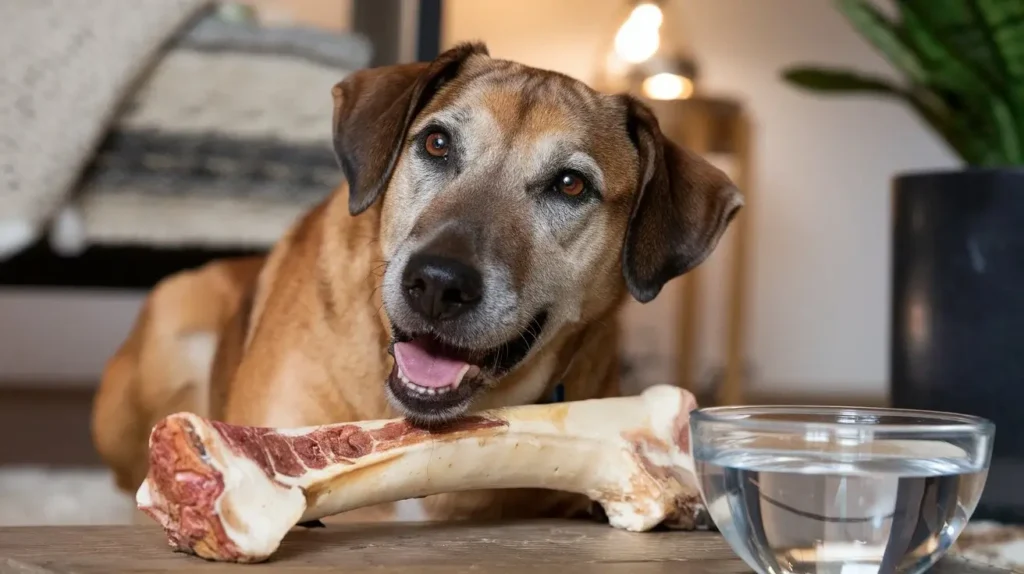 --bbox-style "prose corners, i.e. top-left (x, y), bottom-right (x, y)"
top-left (614, 21), bottom-right (660, 63)
top-left (642, 72), bottom-right (694, 100)
top-left (629, 2), bottom-right (663, 29)
top-left (613, 2), bottom-right (664, 64)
